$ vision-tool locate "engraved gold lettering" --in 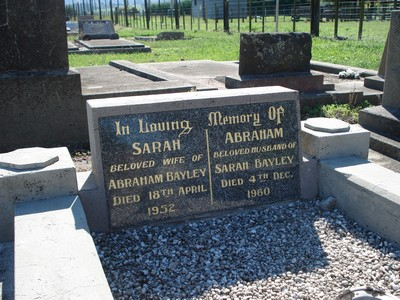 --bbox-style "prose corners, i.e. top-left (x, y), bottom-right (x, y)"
top-left (250, 143), bottom-right (288, 153)
top-left (115, 121), bottom-right (130, 136)
top-left (165, 168), bottom-right (207, 182)
top-left (162, 156), bottom-right (185, 165)
top-left (254, 156), bottom-right (294, 168)
top-left (138, 119), bottom-right (193, 137)
top-left (110, 160), bottom-right (155, 172)
top-left (147, 204), bottom-right (177, 216)
top-left (225, 128), bottom-right (283, 144)
top-left (113, 195), bottom-right (140, 206)
top-left (178, 184), bottom-right (208, 195)
top-left (208, 111), bottom-right (261, 127)
top-left (108, 174), bottom-right (164, 190)
top-left (215, 161), bottom-right (249, 174)
top-left (132, 139), bottom-right (181, 155)
top-left (221, 178), bottom-right (244, 188)
top-left (273, 171), bottom-right (293, 180)
top-left (213, 148), bottom-right (250, 158)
